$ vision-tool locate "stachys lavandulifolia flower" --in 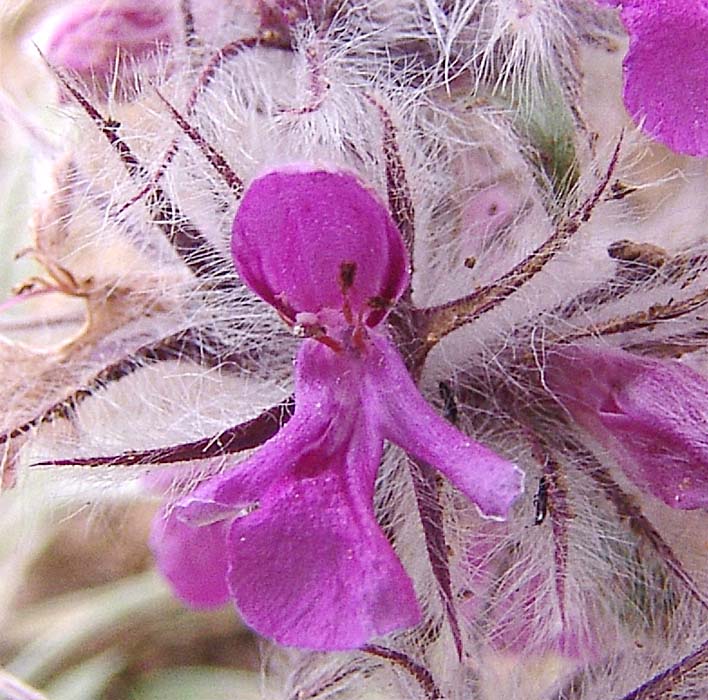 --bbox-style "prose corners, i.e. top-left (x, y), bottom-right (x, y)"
top-left (150, 167), bottom-right (524, 651)
top-left (546, 344), bottom-right (708, 510)
top-left (45, 0), bottom-right (178, 100)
